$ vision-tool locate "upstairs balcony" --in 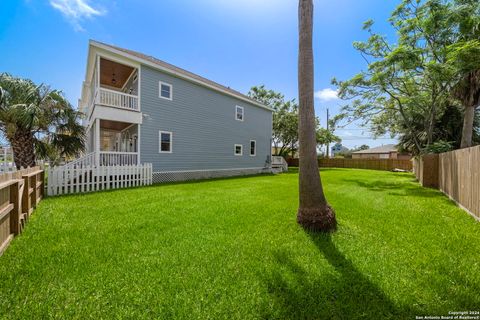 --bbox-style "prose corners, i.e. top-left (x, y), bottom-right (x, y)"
top-left (97, 87), bottom-right (138, 111)
top-left (83, 57), bottom-right (141, 125)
